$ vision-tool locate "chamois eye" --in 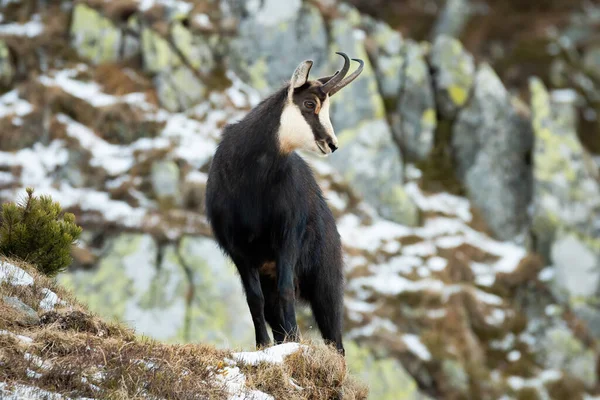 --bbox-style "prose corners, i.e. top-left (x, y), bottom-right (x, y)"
top-left (304, 100), bottom-right (315, 109)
